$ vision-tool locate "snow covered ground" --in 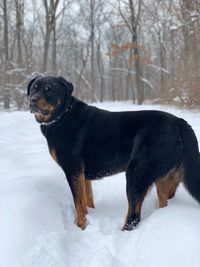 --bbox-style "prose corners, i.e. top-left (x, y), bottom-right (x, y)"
top-left (1, 102), bottom-right (200, 267)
